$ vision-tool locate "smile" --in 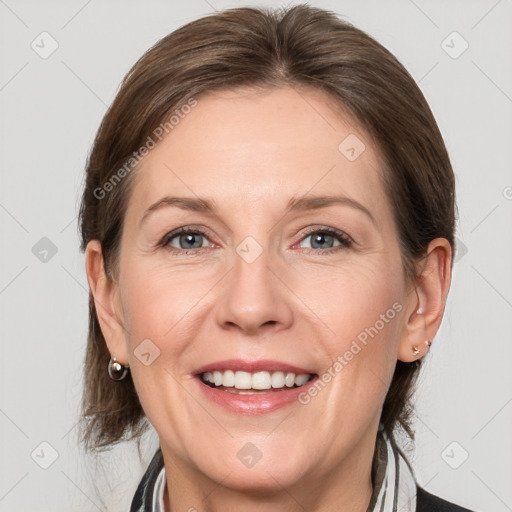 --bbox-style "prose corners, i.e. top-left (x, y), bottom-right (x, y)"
top-left (201, 370), bottom-right (313, 393)
top-left (194, 359), bottom-right (319, 413)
